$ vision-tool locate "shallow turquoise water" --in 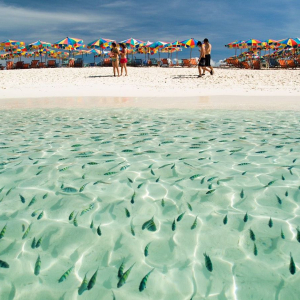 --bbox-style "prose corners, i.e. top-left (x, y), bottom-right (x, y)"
top-left (0, 108), bottom-right (300, 300)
